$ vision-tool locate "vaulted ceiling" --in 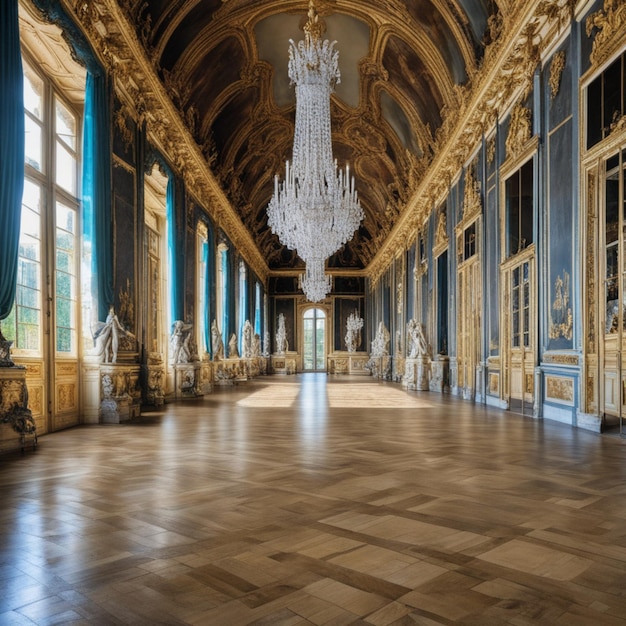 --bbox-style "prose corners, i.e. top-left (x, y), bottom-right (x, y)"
top-left (118, 0), bottom-right (498, 272)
